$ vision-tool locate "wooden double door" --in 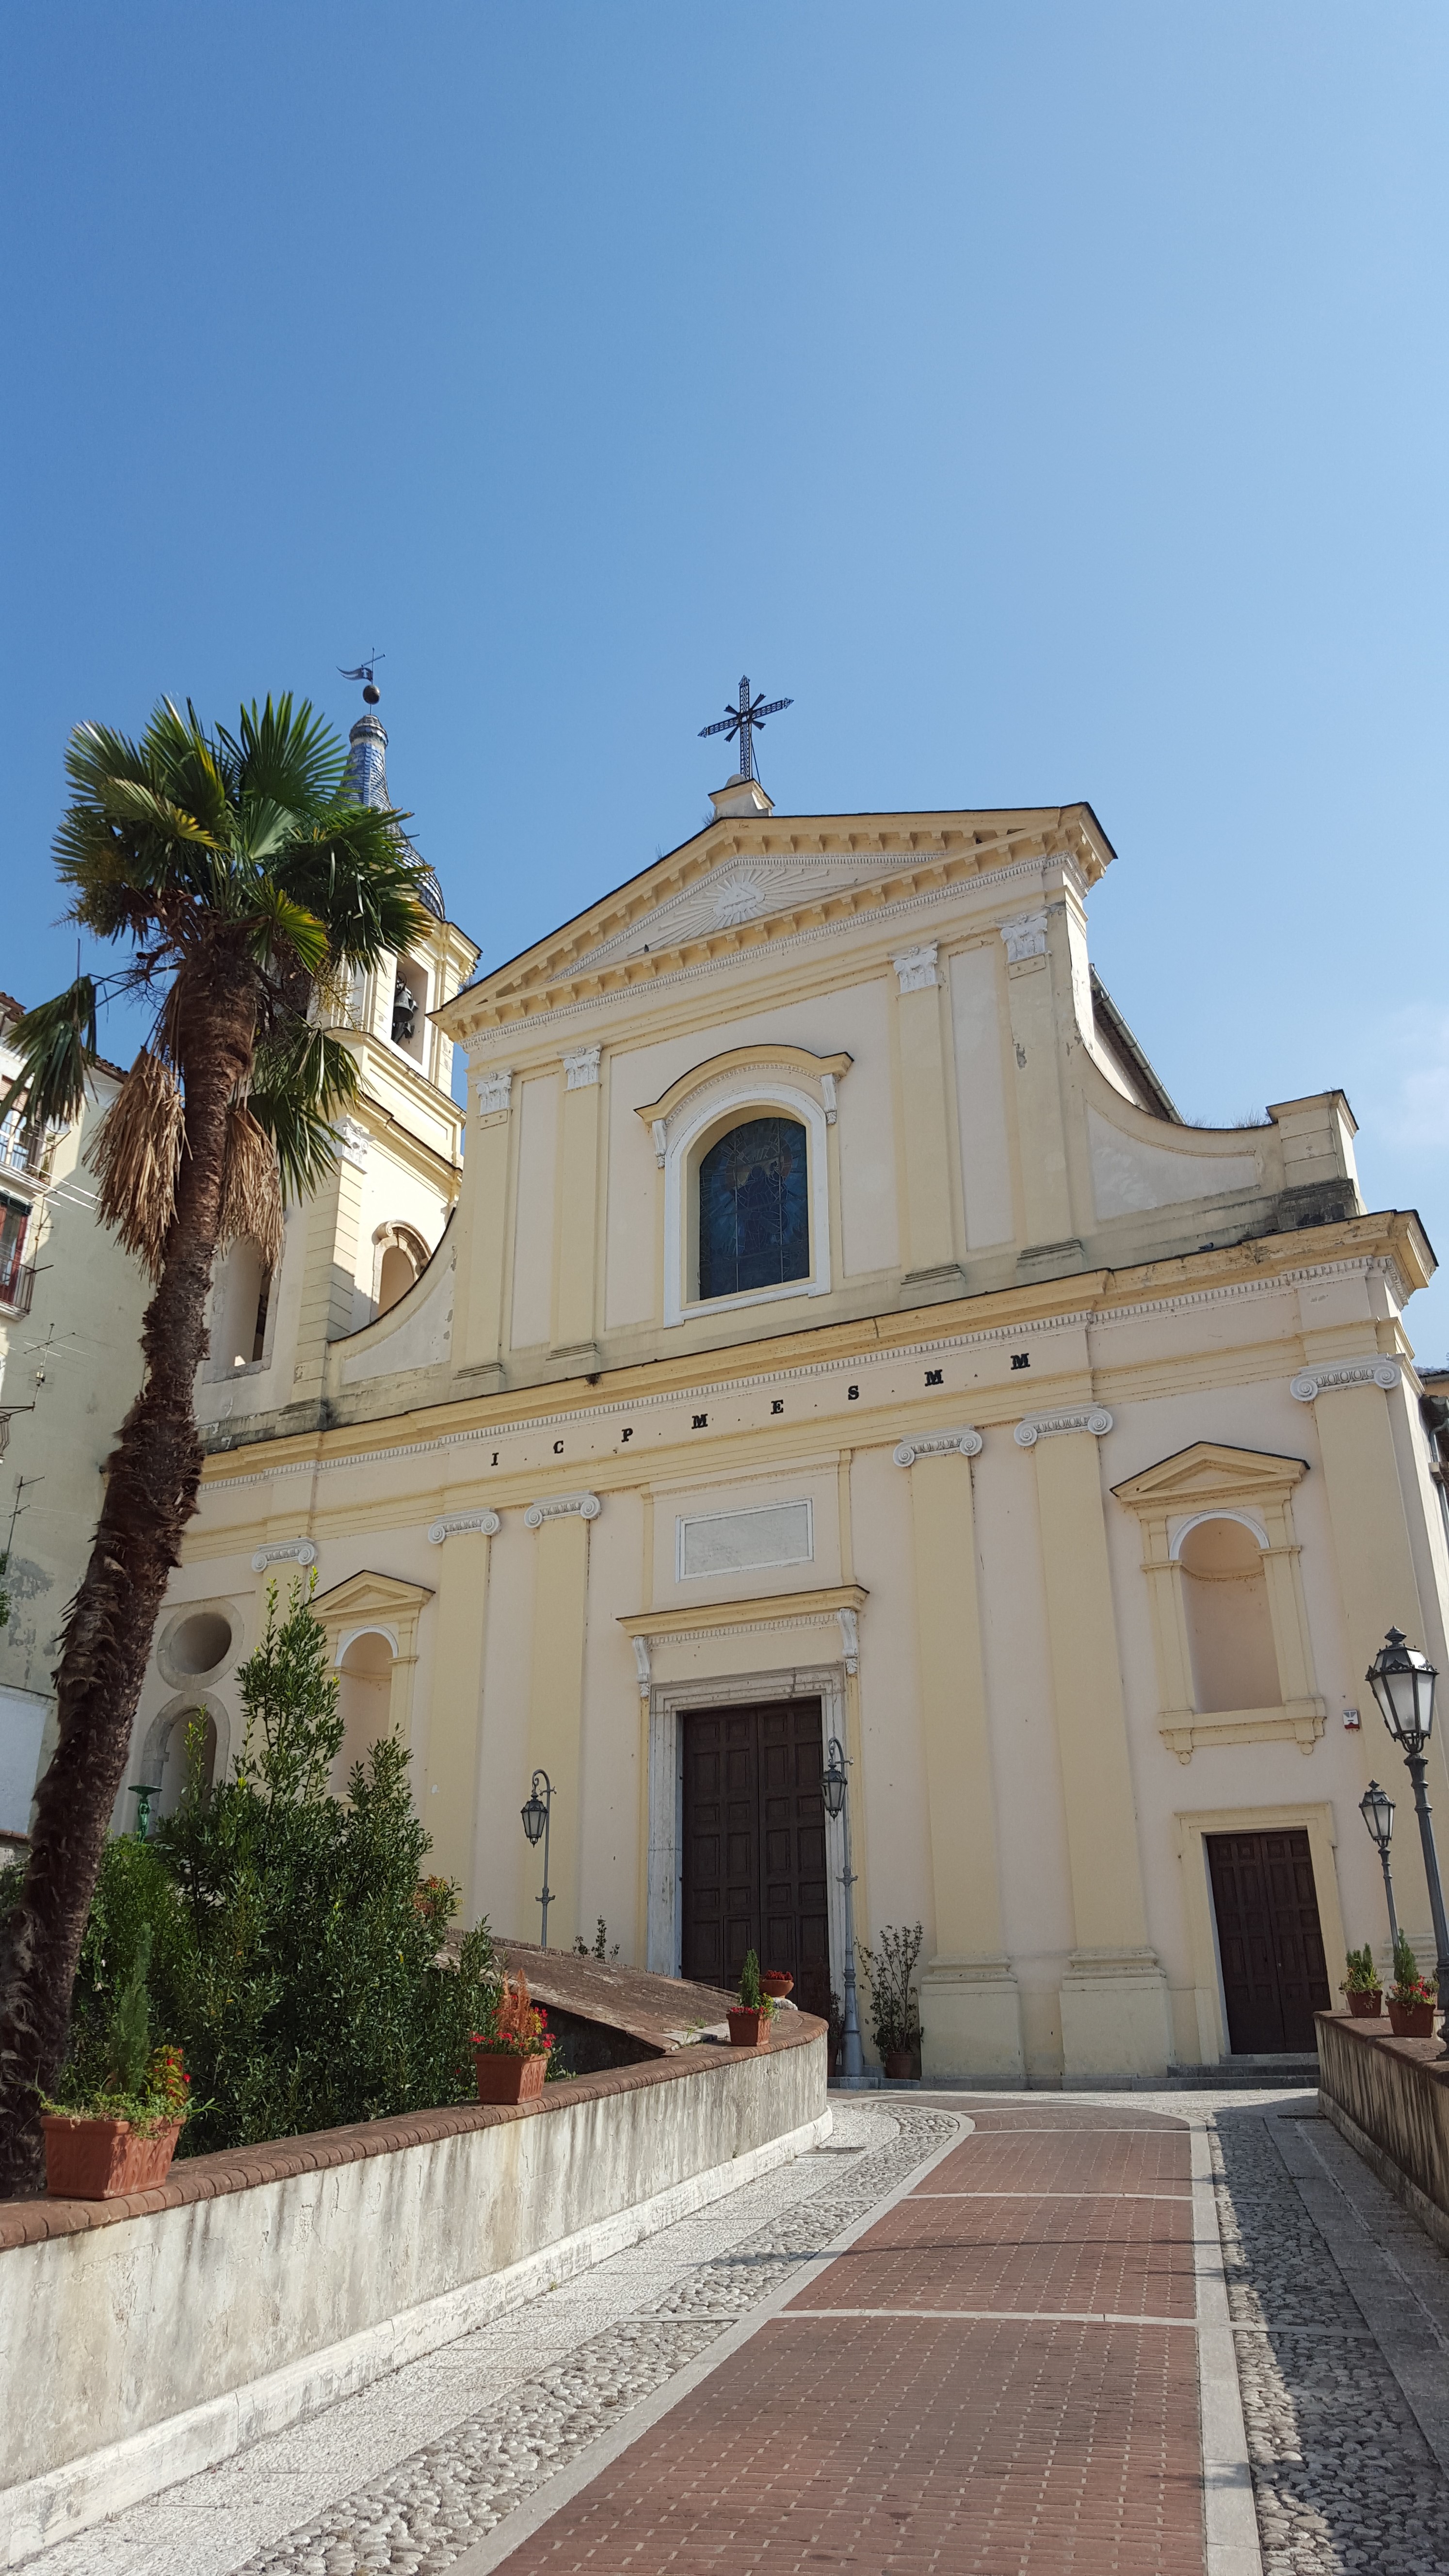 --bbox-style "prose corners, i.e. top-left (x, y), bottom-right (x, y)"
top-left (1207, 1828), bottom-right (1330, 2053)
top-left (681, 1701), bottom-right (831, 1993)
